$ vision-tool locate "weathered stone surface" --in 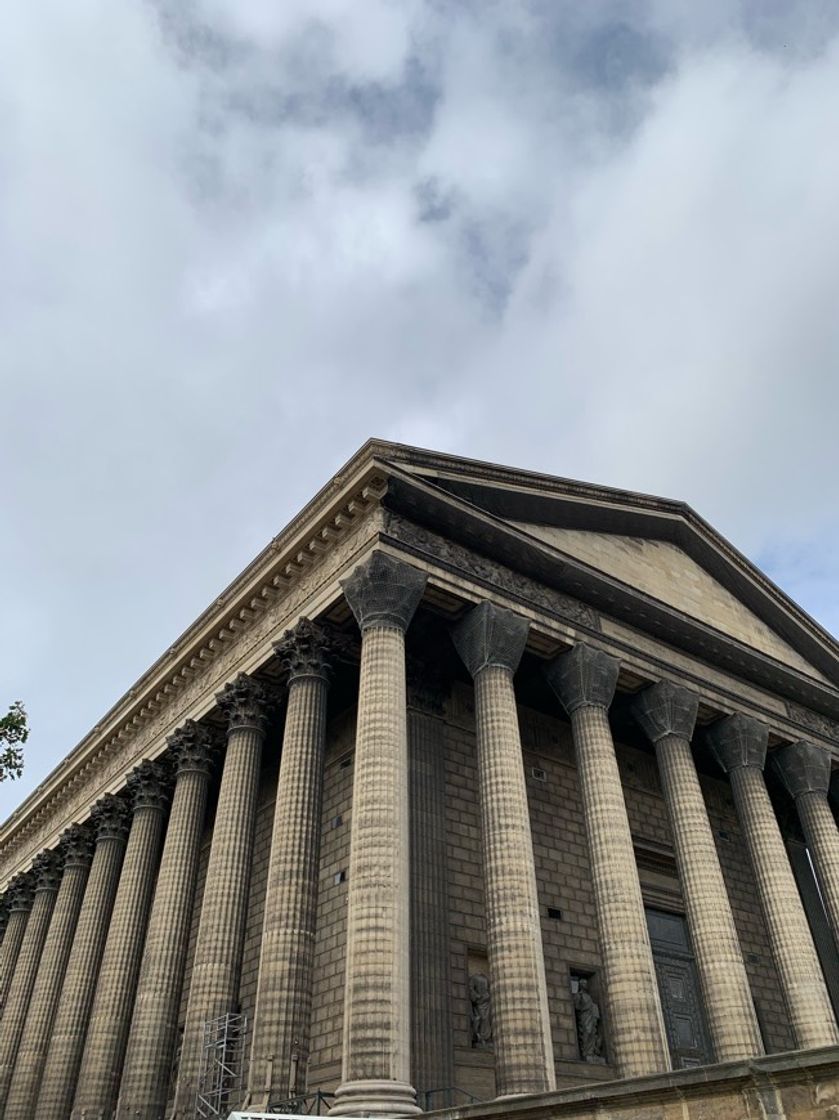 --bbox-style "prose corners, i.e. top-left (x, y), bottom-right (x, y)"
top-left (545, 646), bottom-right (669, 1079)
top-left (774, 741), bottom-right (832, 799)
top-left (115, 725), bottom-right (214, 1119)
top-left (706, 713), bottom-right (768, 773)
top-left (71, 761), bottom-right (169, 1120)
top-left (544, 643), bottom-right (619, 714)
top-left (451, 601), bottom-right (529, 678)
top-left (632, 680), bottom-right (699, 744)
top-left (340, 550), bottom-right (426, 633)
top-left (635, 683), bottom-right (762, 1062)
top-left (173, 678), bottom-right (268, 1116)
top-left (248, 620), bottom-right (336, 1106)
